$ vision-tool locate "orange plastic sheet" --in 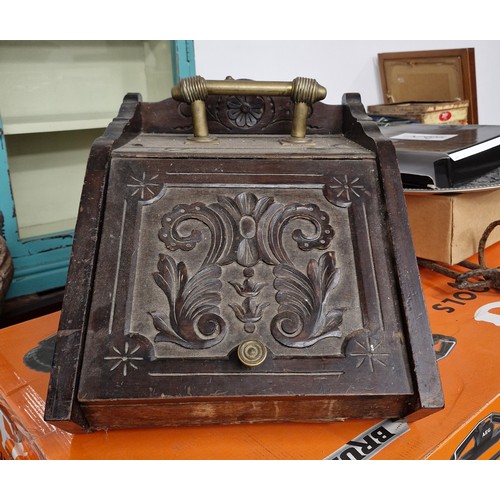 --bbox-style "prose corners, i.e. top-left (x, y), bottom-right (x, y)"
top-left (1, 244), bottom-right (500, 460)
